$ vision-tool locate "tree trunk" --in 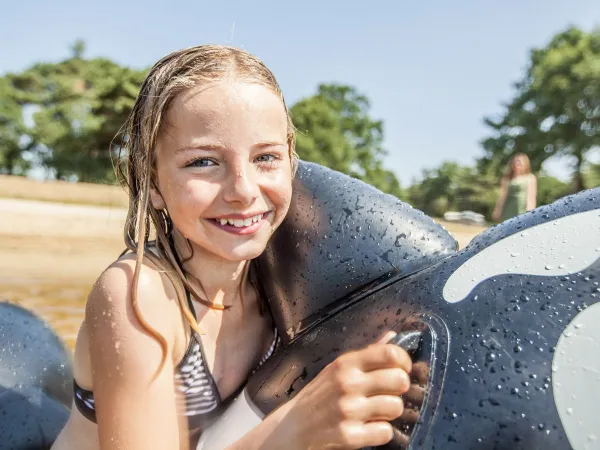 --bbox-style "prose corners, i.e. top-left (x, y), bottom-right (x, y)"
top-left (572, 151), bottom-right (586, 193)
